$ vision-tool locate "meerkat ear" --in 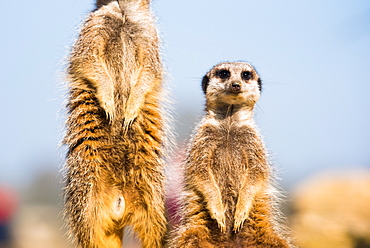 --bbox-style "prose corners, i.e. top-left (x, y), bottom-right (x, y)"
top-left (202, 75), bottom-right (210, 94)
top-left (257, 78), bottom-right (262, 92)
top-left (96, 0), bottom-right (114, 8)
